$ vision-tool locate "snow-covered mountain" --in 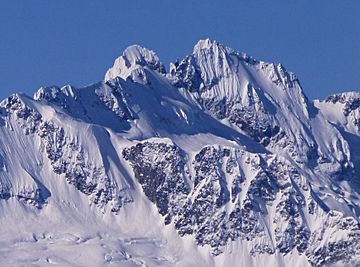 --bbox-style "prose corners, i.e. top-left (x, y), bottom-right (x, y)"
top-left (0, 39), bottom-right (359, 267)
